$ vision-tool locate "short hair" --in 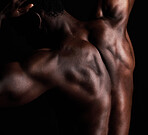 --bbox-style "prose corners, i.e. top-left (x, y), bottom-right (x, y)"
top-left (33, 0), bottom-right (64, 16)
